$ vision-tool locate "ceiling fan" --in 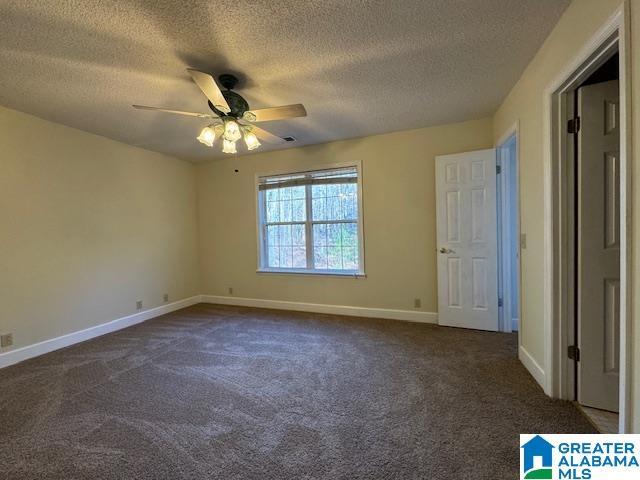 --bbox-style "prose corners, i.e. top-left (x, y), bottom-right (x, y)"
top-left (133, 69), bottom-right (306, 154)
